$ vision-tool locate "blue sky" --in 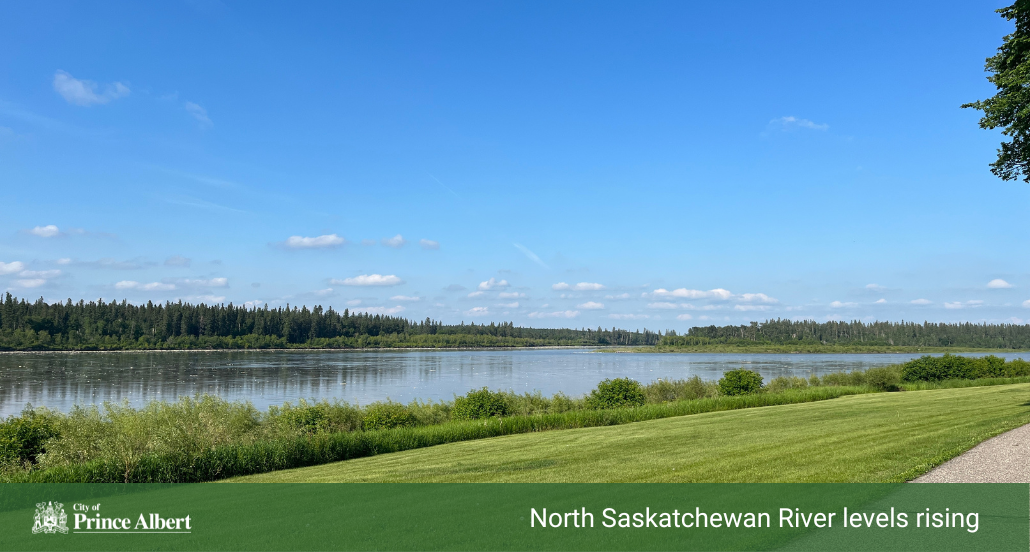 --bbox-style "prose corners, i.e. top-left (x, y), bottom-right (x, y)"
top-left (1, 0), bottom-right (1029, 330)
